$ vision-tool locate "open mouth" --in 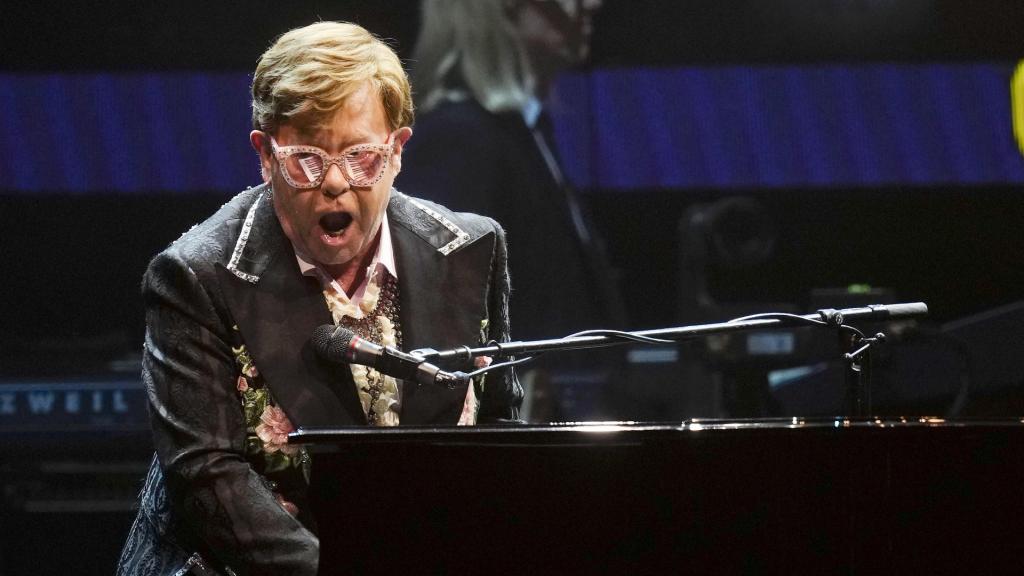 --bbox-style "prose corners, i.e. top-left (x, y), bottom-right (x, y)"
top-left (319, 212), bottom-right (353, 237)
